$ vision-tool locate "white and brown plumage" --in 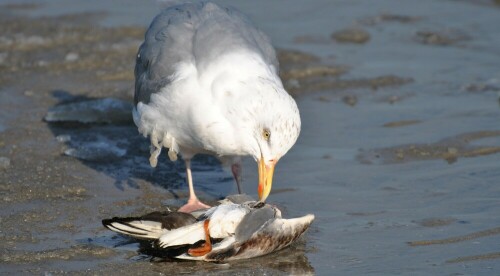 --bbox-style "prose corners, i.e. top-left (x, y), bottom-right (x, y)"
top-left (133, 2), bottom-right (301, 212)
top-left (102, 197), bottom-right (314, 261)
